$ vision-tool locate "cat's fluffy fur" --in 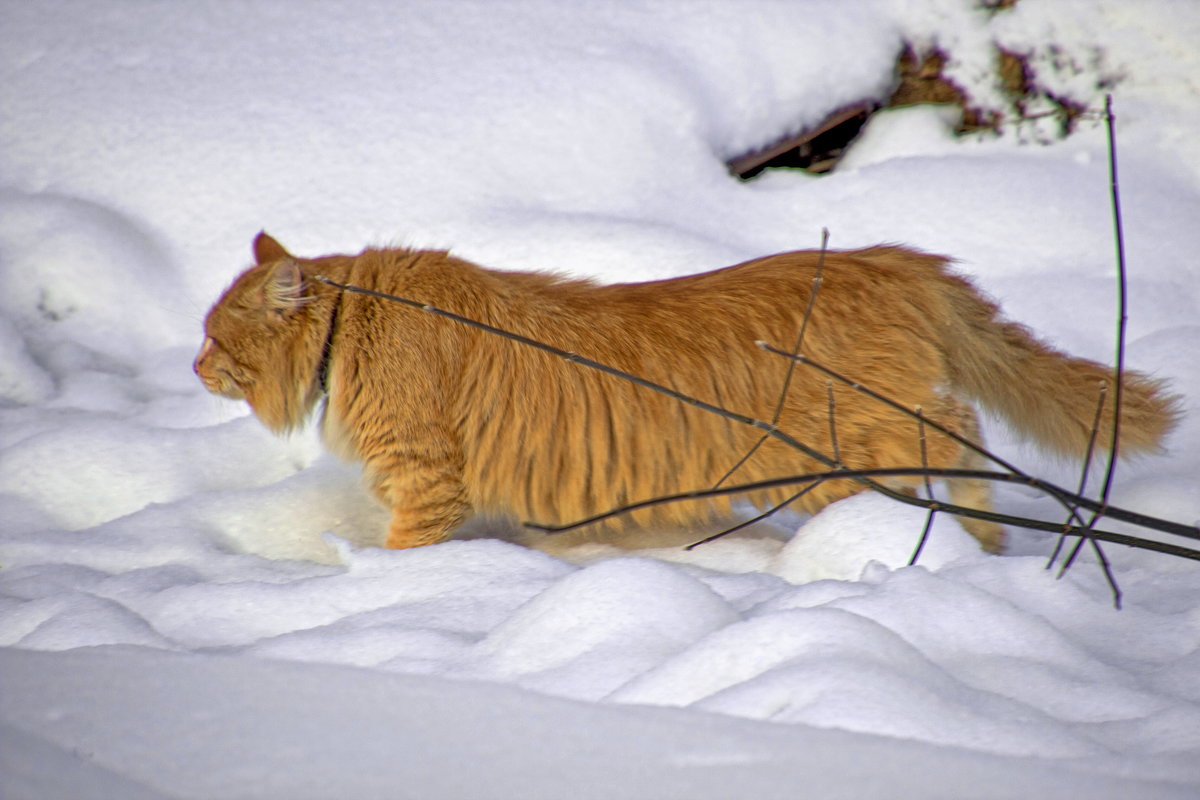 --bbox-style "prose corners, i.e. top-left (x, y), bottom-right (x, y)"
top-left (195, 232), bottom-right (1180, 552)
